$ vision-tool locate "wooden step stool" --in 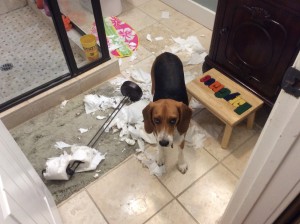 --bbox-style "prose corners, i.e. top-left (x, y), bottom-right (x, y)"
top-left (186, 68), bottom-right (263, 148)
